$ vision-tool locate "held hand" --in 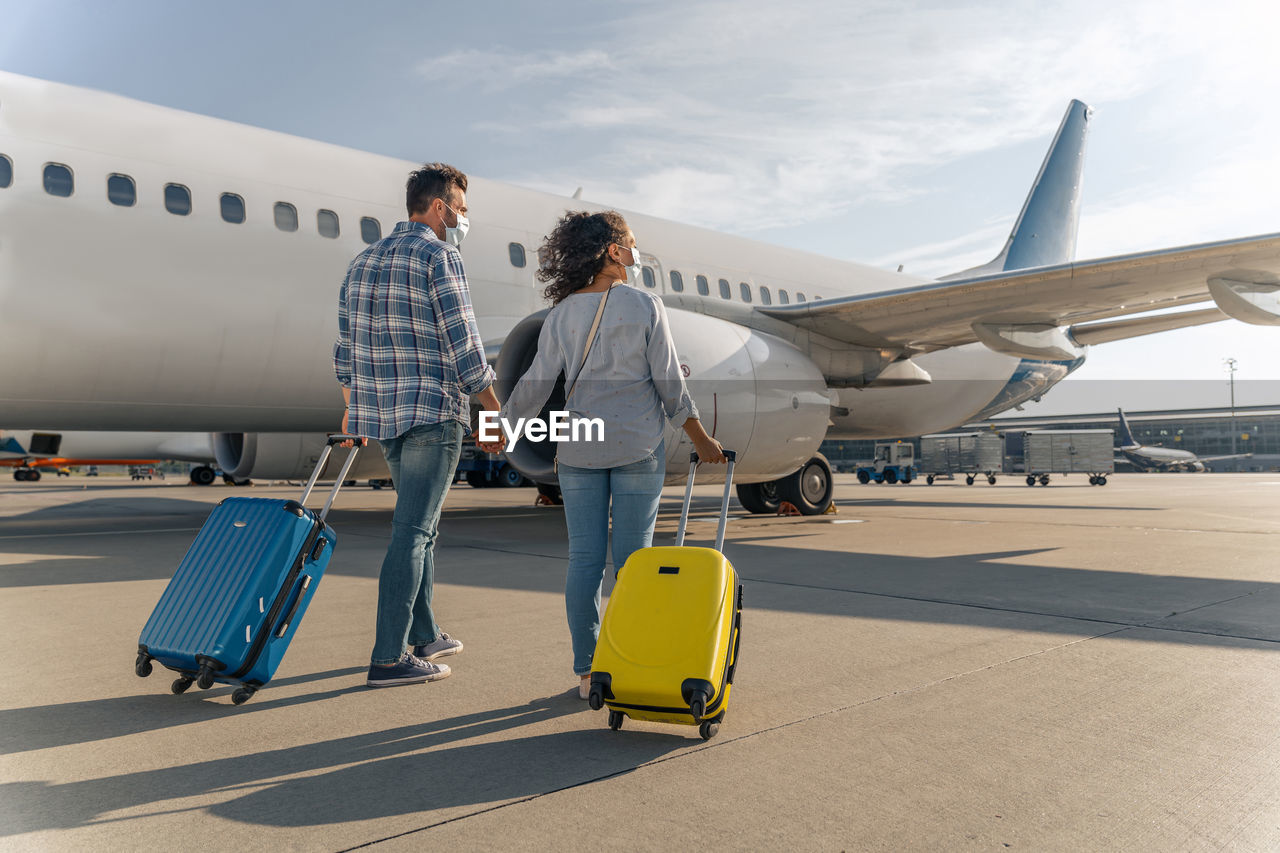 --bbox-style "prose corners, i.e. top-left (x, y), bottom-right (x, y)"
top-left (694, 436), bottom-right (726, 464)
top-left (474, 409), bottom-right (506, 454)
